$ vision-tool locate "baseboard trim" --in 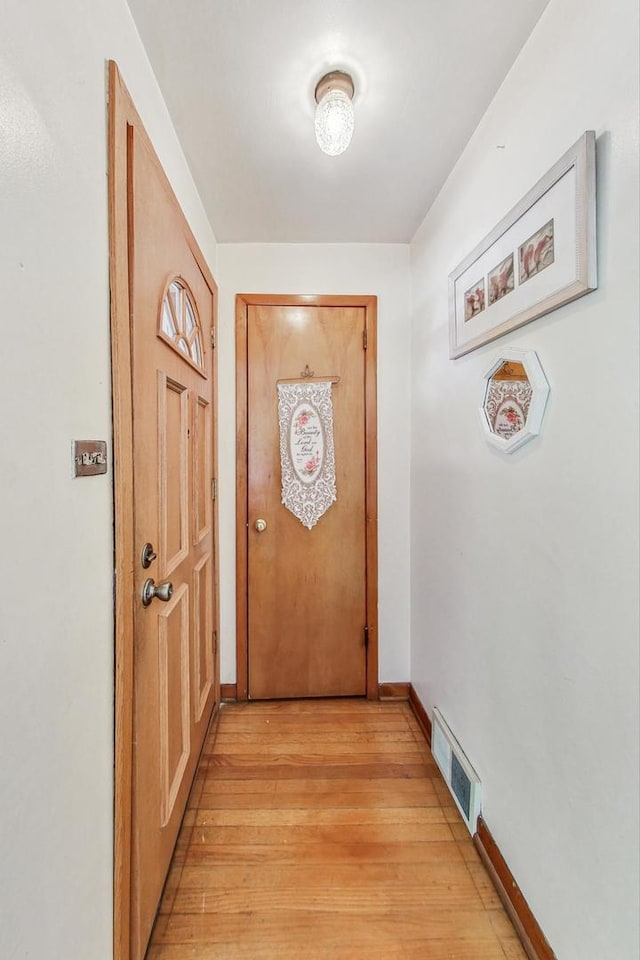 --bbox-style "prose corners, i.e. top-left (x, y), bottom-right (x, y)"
top-left (378, 682), bottom-right (410, 701)
top-left (474, 817), bottom-right (556, 960)
top-left (408, 684), bottom-right (432, 745)
top-left (220, 683), bottom-right (237, 701)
